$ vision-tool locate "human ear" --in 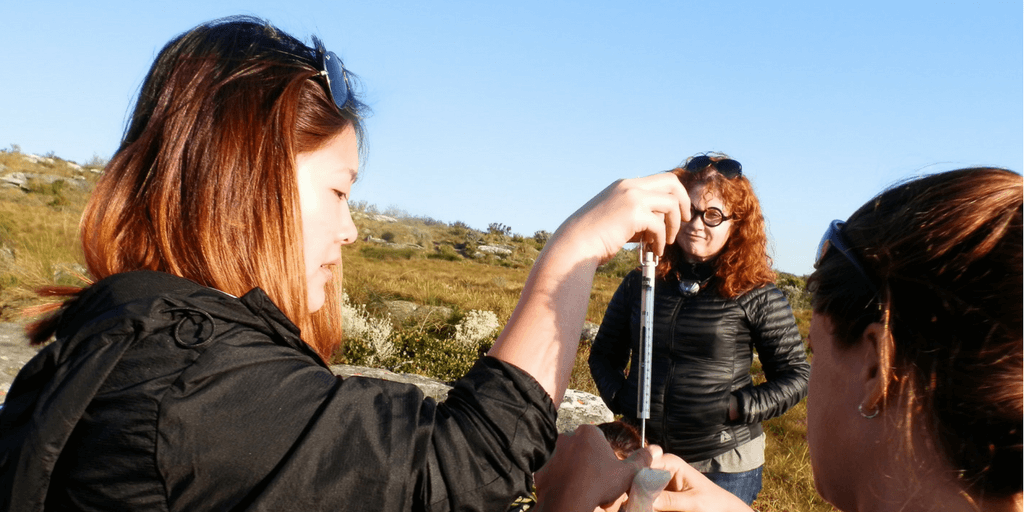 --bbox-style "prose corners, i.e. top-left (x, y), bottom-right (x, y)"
top-left (858, 322), bottom-right (894, 416)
